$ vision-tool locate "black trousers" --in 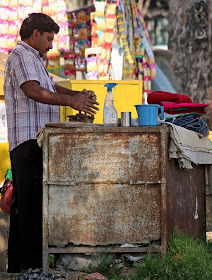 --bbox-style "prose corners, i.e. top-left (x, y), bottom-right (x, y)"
top-left (8, 140), bottom-right (43, 272)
